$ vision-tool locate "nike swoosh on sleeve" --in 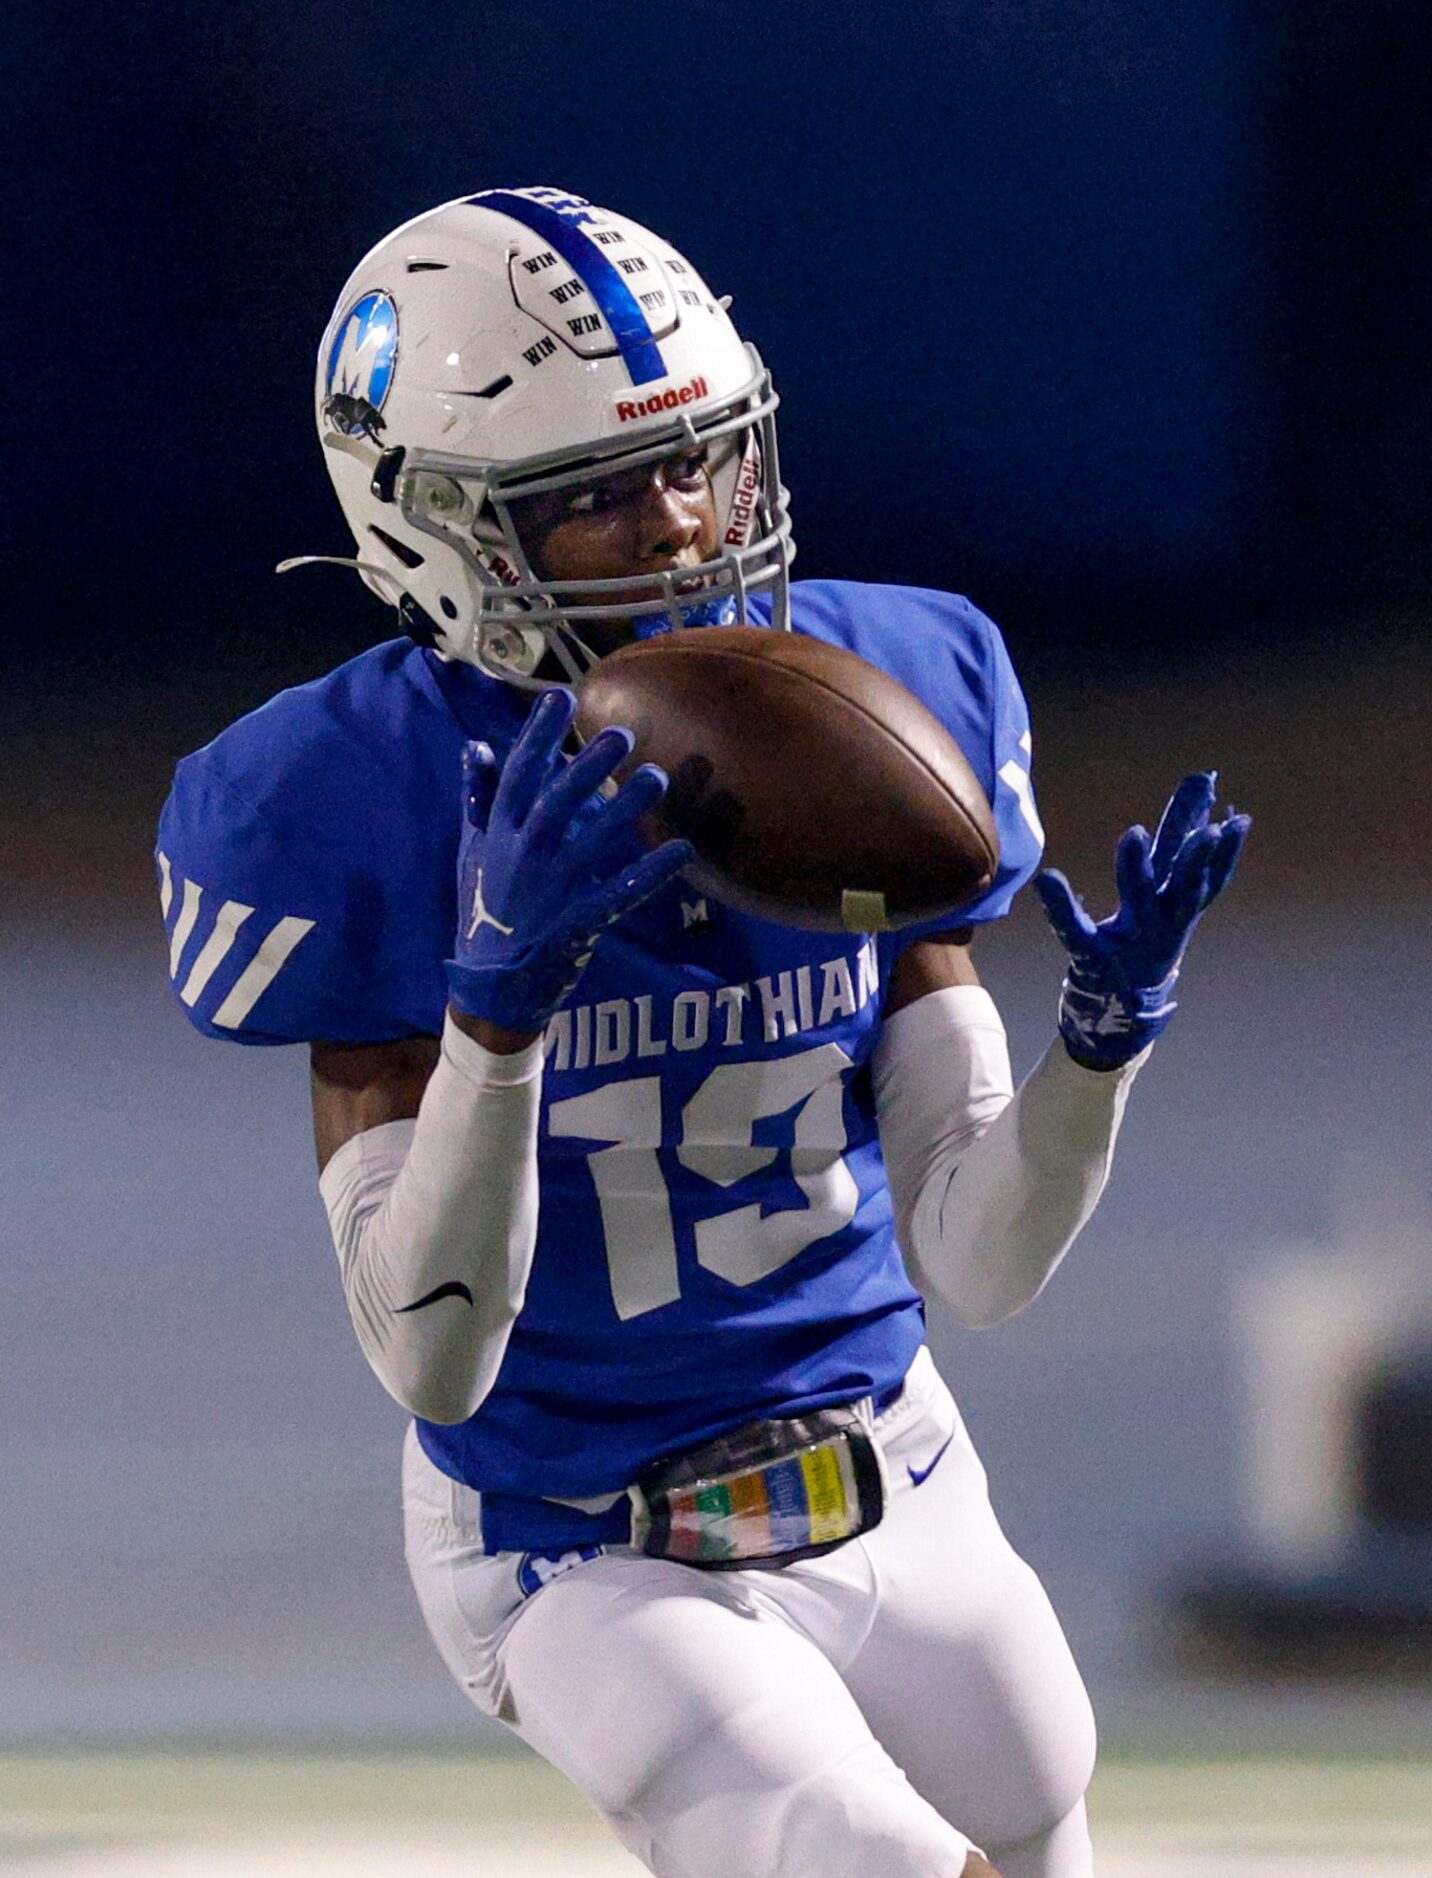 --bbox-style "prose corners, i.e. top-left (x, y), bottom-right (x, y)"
top-left (907, 1433), bottom-right (954, 1487)
top-left (396, 1282), bottom-right (475, 1313)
